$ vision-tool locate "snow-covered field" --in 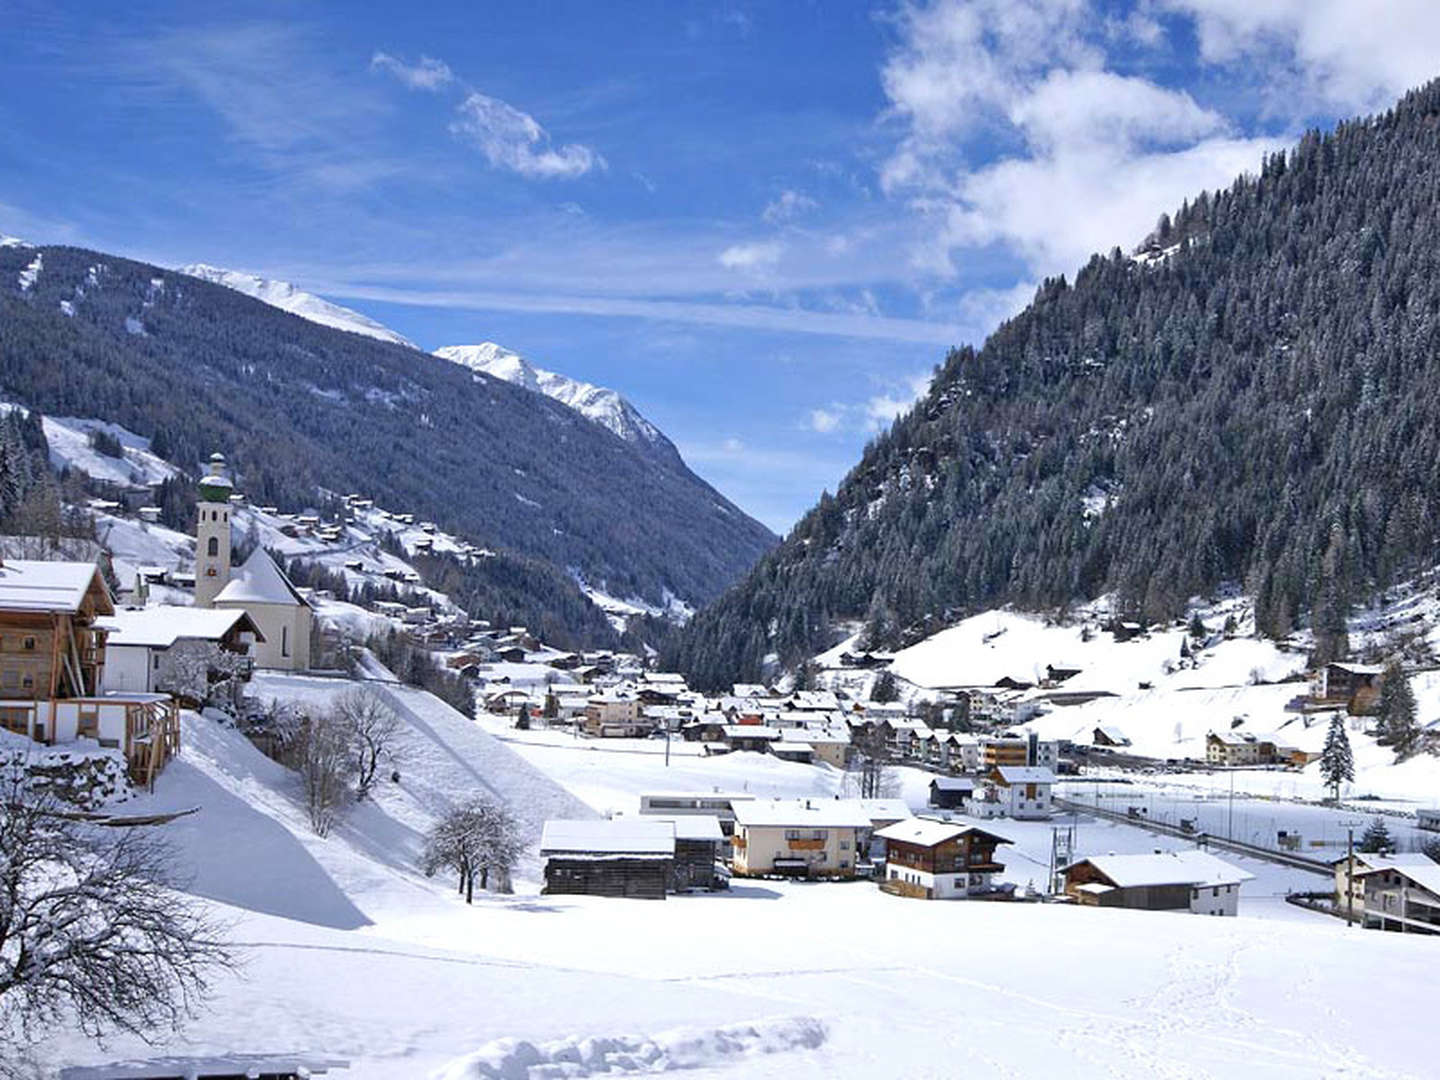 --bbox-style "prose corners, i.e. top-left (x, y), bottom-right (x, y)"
top-left (24, 674), bottom-right (1440, 1078)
